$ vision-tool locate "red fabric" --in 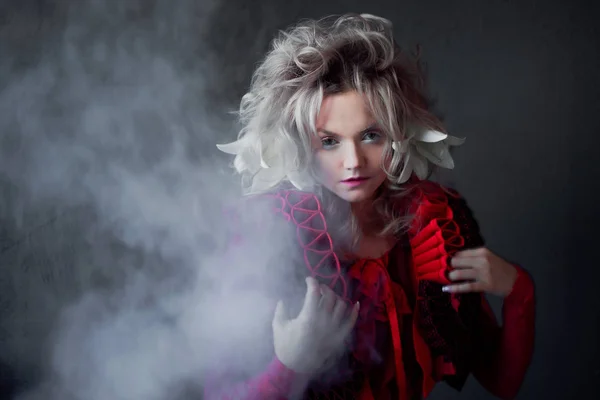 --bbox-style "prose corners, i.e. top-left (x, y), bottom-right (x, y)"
top-left (204, 181), bottom-right (536, 400)
top-left (347, 255), bottom-right (411, 399)
top-left (263, 190), bottom-right (350, 300)
top-left (203, 357), bottom-right (298, 400)
top-left (406, 181), bottom-right (535, 399)
top-left (410, 218), bottom-right (464, 284)
top-left (470, 265), bottom-right (536, 400)
top-left (407, 181), bottom-right (478, 394)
